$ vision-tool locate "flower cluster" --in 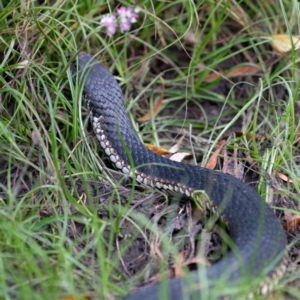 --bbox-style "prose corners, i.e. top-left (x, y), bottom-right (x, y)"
top-left (100, 6), bottom-right (140, 36)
